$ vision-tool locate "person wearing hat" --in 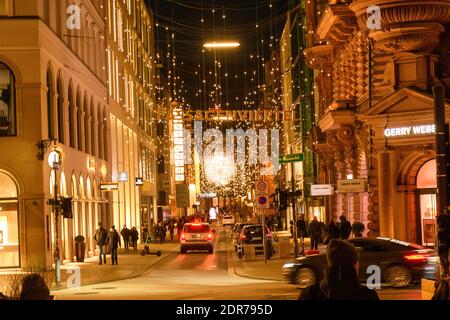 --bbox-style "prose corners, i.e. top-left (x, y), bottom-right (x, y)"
top-left (298, 239), bottom-right (379, 300)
